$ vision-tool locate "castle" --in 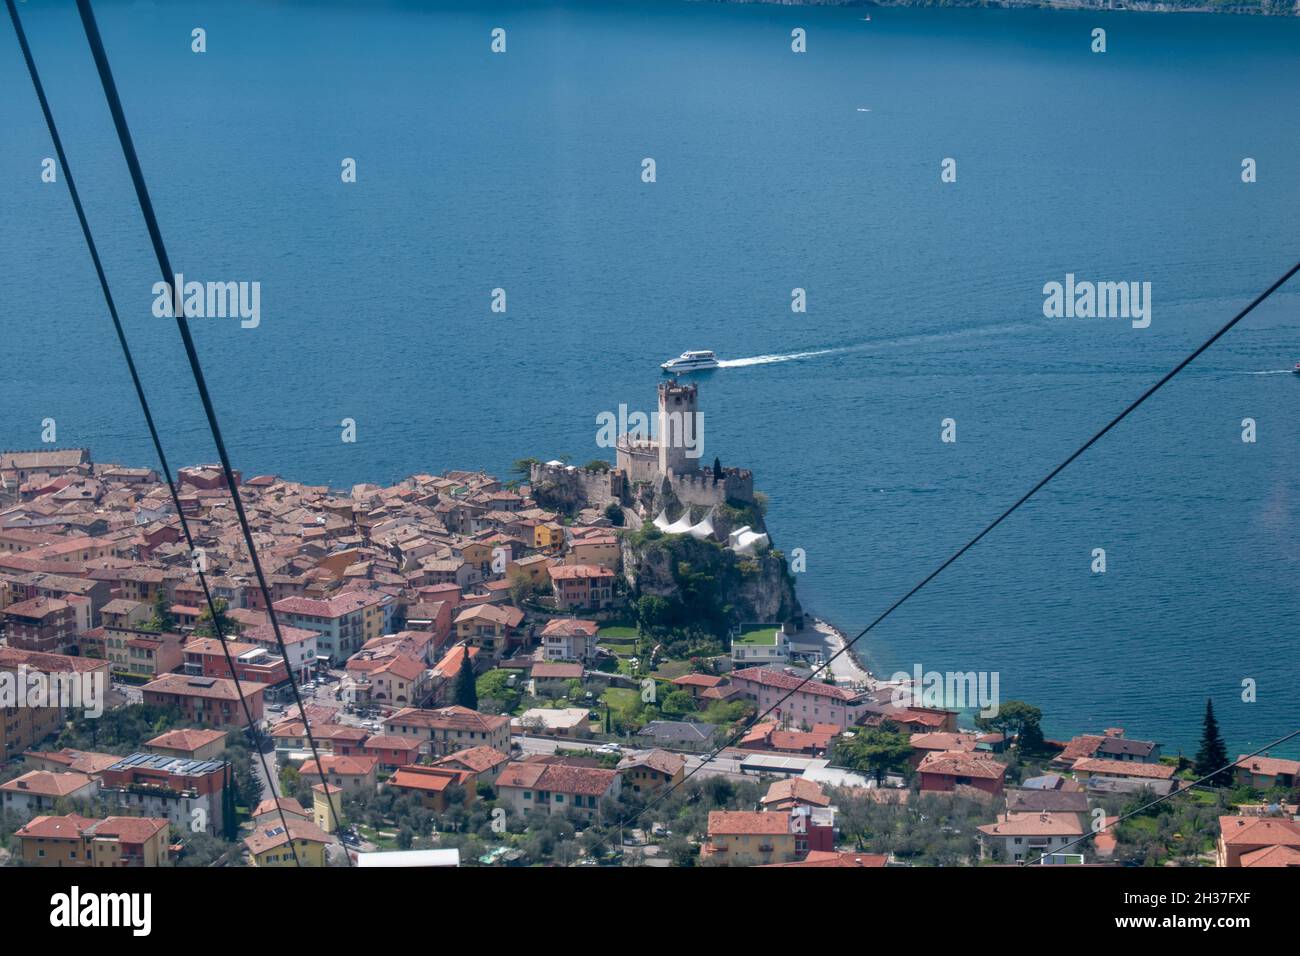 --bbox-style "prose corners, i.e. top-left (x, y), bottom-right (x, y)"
top-left (616, 380), bottom-right (703, 483)
top-left (531, 380), bottom-right (754, 512)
